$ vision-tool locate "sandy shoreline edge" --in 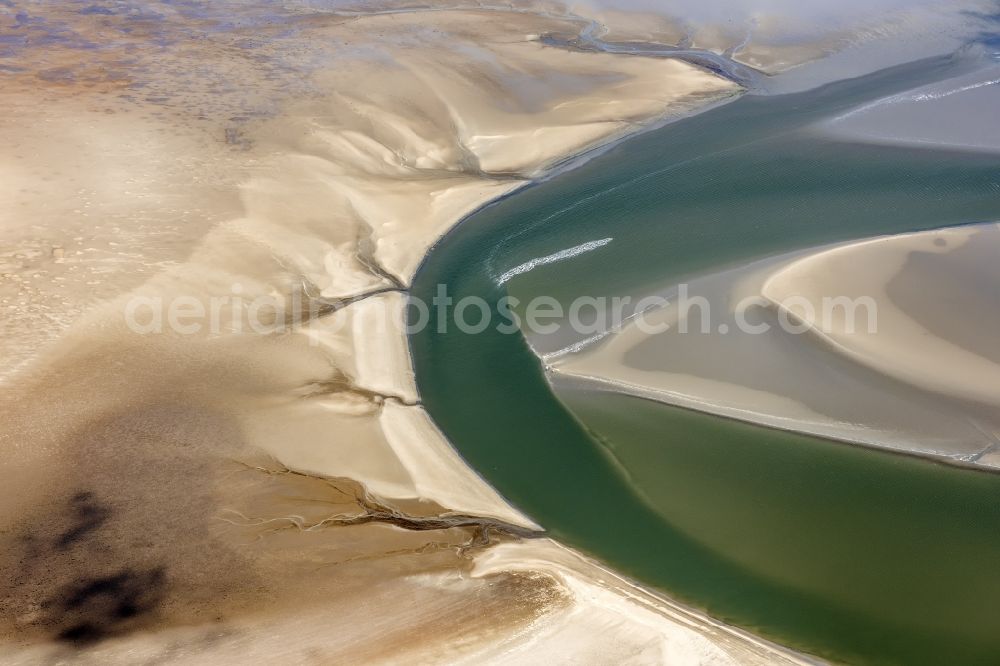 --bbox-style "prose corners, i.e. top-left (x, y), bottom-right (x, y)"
top-left (0, 5), bottom-right (819, 663)
top-left (553, 223), bottom-right (1000, 472)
